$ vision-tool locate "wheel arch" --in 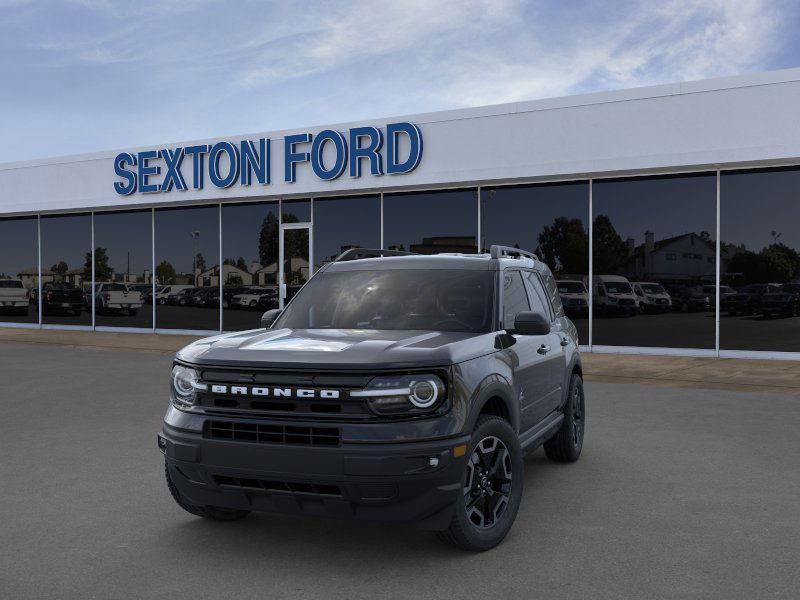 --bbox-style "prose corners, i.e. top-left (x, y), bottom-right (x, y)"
top-left (466, 375), bottom-right (519, 433)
